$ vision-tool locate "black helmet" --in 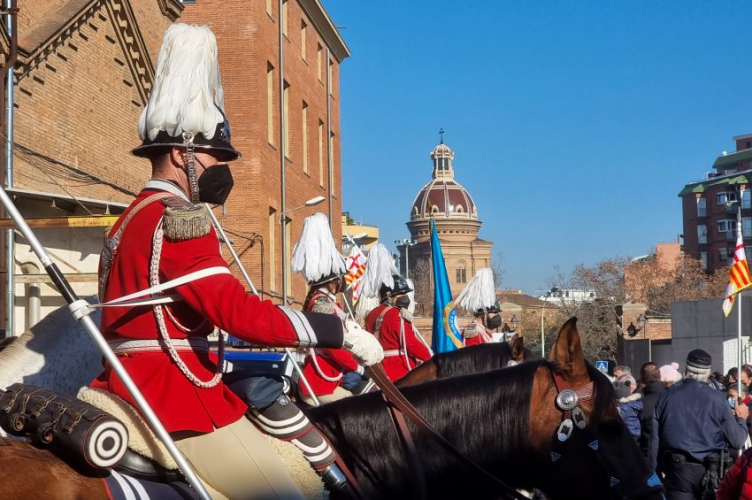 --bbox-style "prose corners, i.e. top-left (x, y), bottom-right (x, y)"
top-left (309, 272), bottom-right (344, 288)
top-left (379, 274), bottom-right (413, 302)
top-left (132, 108), bottom-right (240, 161)
top-left (486, 300), bottom-right (502, 314)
